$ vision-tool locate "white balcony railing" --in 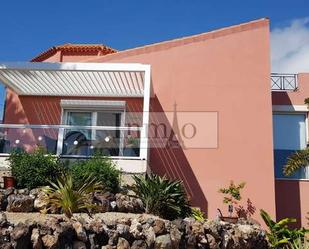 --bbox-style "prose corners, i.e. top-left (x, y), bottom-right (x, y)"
top-left (271, 73), bottom-right (297, 91)
top-left (0, 124), bottom-right (143, 160)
